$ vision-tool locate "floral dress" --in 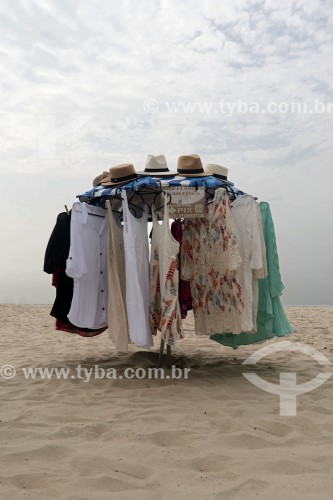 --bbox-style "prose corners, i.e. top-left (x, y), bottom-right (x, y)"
top-left (181, 188), bottom-right (246, 335)
top-left (210, 201), bottom-right (292, 349)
